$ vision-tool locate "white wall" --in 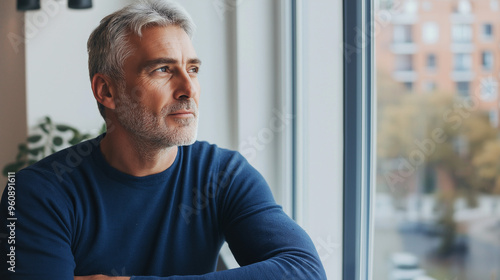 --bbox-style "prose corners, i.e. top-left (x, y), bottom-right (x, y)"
top-left (25, 0), bottom-right (134, 134)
